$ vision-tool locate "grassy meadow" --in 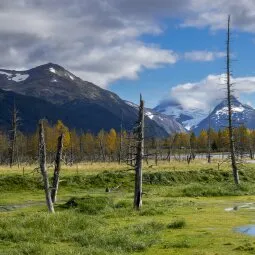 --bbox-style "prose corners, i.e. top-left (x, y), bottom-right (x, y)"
top-left (1, 159), bottom-right (255, 254)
